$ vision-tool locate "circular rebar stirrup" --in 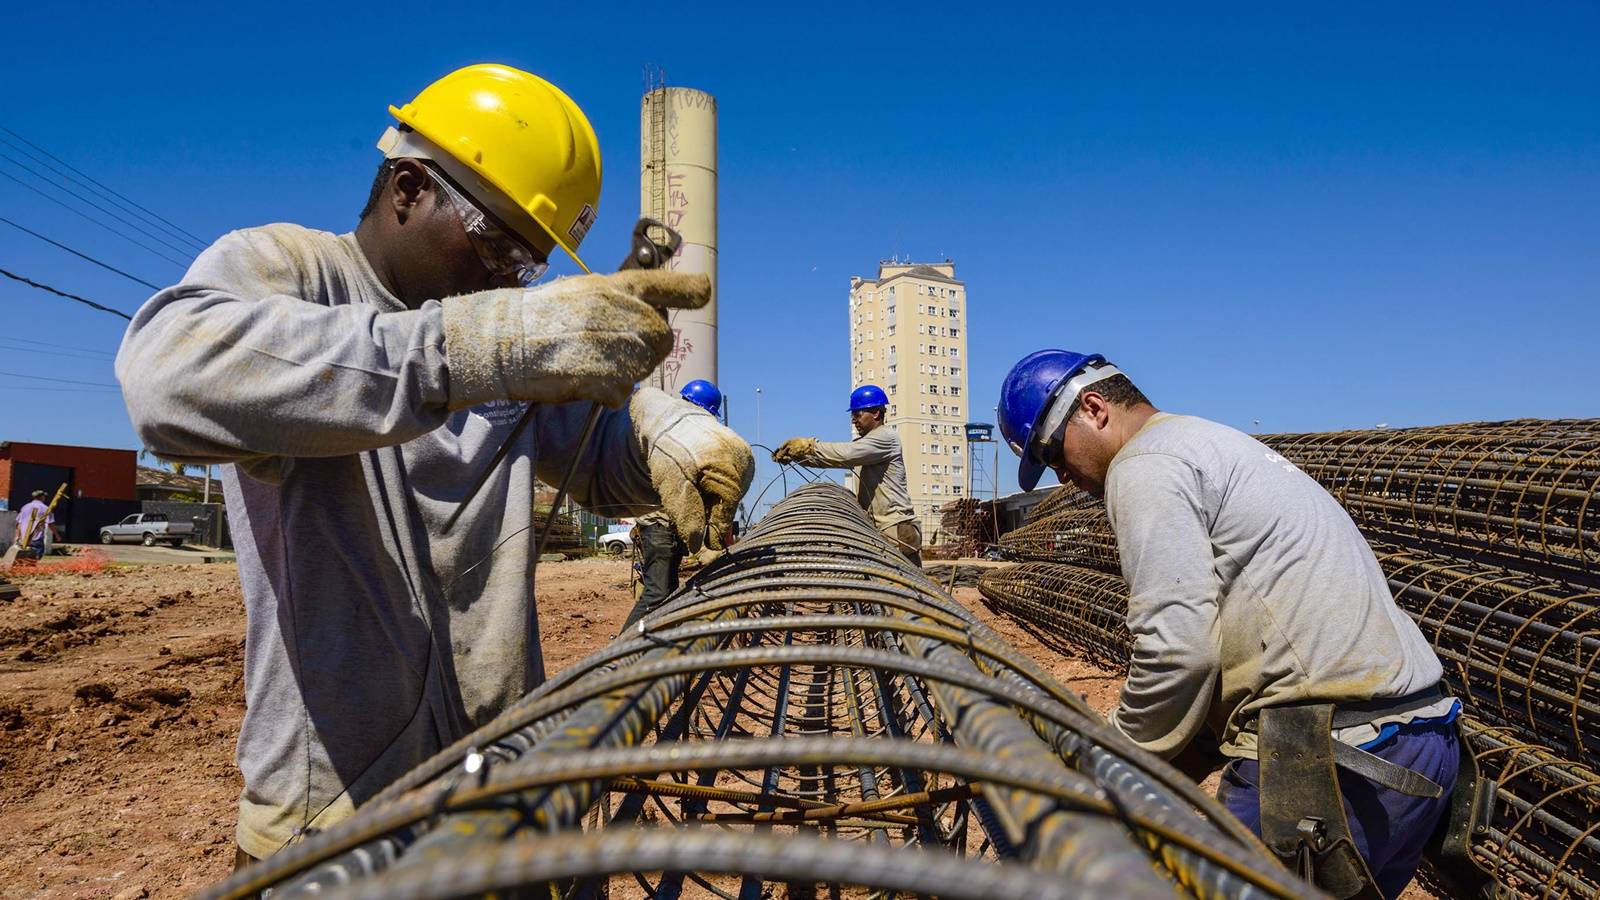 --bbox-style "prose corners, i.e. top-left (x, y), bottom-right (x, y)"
top-left (207, 483), bottom-right (1308, 900)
